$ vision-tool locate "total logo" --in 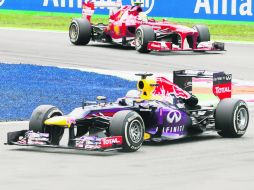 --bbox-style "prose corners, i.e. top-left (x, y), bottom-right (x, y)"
top-left (0, 0), bottom-right (5, 7)
top-left (167, 110), bottom-right (182, 124)
top-left (101, 136), bottom-right (122, 148)
top-left (215, 86), bottom-right (231, 94)
top-left (194, 0), bottom-right (253, 16)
